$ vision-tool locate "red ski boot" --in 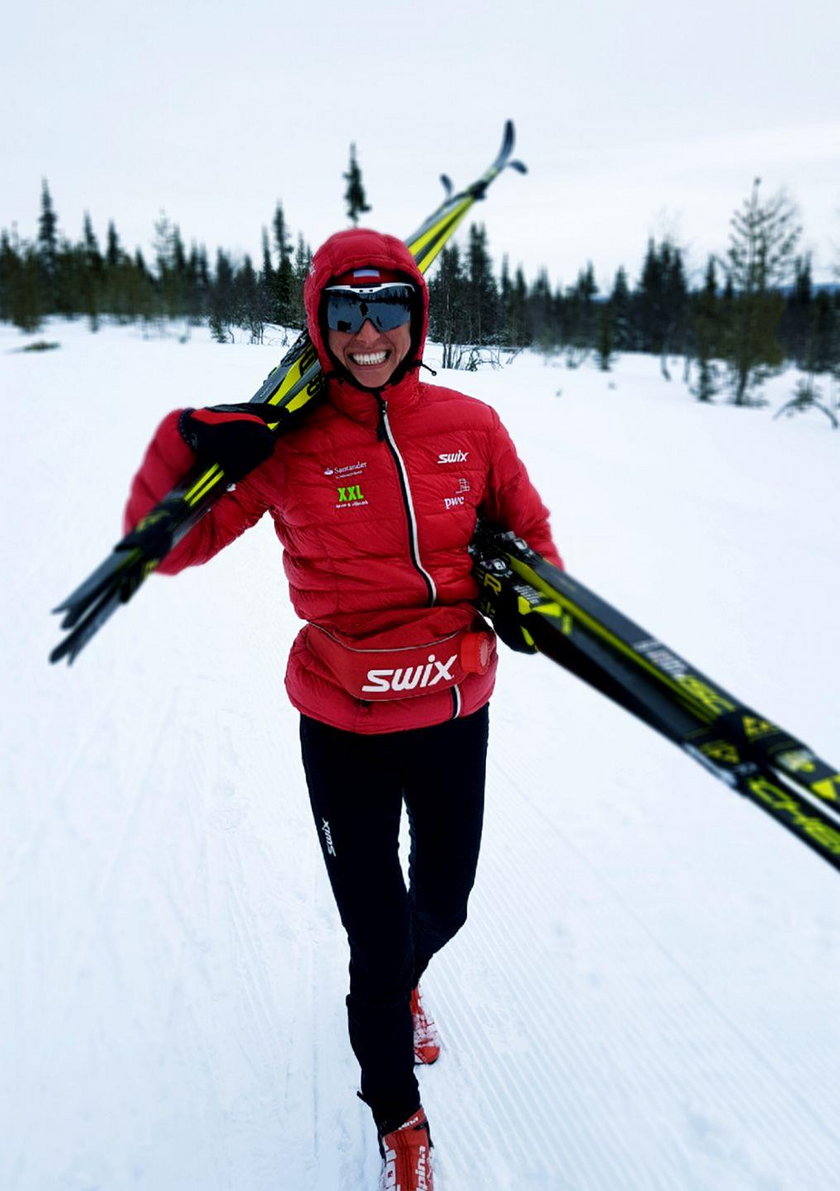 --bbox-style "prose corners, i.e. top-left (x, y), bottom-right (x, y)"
top-left (379, 1106), bottom-right (434, 1190)
top-left (410, 986), bottom-right (441, 1065)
